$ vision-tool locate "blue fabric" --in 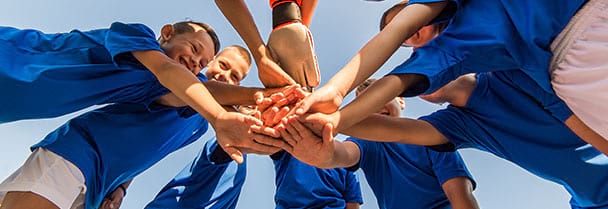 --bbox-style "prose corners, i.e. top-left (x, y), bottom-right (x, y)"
top-left (0, 22), bottom-right (168, 123)
top-left (31, 74), bottom-right (209, 209)
top-left (145, 138), bottom-right (246, 209)
top-left (420, 71), bottom-right (608, 208)
top-left (347, 138), bottom-right (474, 209)
top-left (272, 151), bottom-right (363, 209)
top-left (389, 0), bottom-right (586, 95)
